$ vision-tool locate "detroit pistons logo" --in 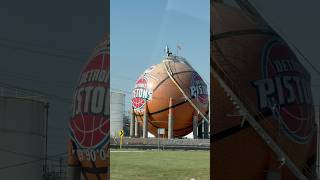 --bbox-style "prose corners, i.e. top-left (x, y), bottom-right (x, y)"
top-left (252, 38), bottom-right (315, 144)
top-left (131, 76), bottom-right (153, 111)
top-left (190, 72), bottom-right (208, 106)
top-left (69, 47), bottom-right (110, 151)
